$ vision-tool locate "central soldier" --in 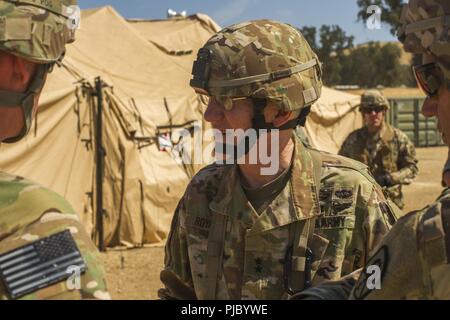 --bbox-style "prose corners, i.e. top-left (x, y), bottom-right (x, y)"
top-left (159, 20), bottom-right (398, 300)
